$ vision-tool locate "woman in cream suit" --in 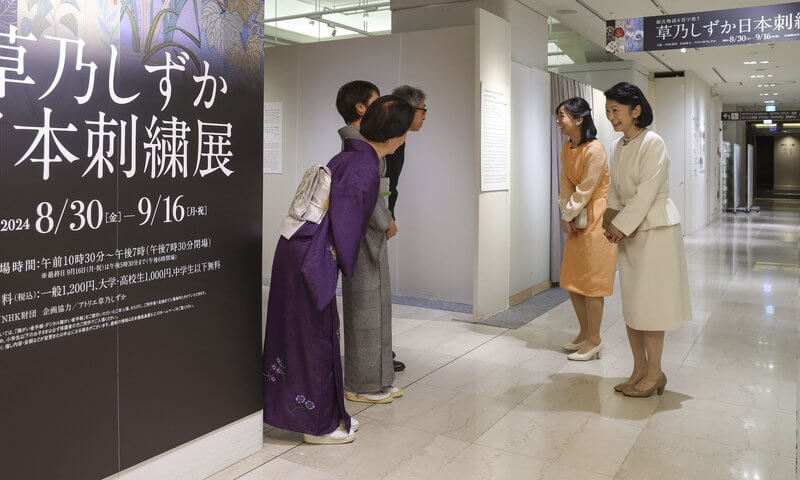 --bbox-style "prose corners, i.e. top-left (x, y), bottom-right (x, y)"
top-left (603, 82), bottom-right (692, 398)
